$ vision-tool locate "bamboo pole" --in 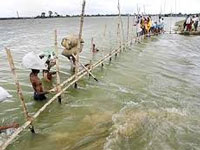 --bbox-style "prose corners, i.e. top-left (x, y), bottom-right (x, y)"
top-left (119, 1), bottom-right (125, 49)
top-left (117, 23), bottom-right (121, 53)
top-left (5, 48), bottom-right (35, 133)
top-left (117, 0), bottom-right (124, 52)
top-left (127, 14), bottom-right (130, 43)
top-left (72, 54), bottom-right (98, 82)
top-left (55, 30), bottom-right (62, 103)
top-left (101, 24), bottom-right (107, 66)
top-left (130, 16), bottom-right (134, 45)
top-left (75, 0), bottom-right (86, 88)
